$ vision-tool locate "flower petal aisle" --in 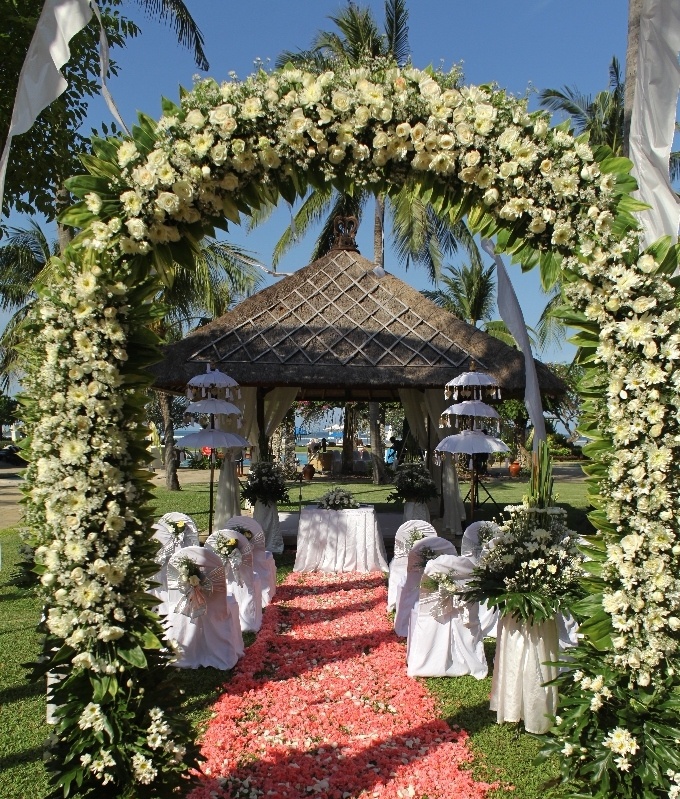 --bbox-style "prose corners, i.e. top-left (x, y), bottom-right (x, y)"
top-left (190, 571), bottom-right (496, 799)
